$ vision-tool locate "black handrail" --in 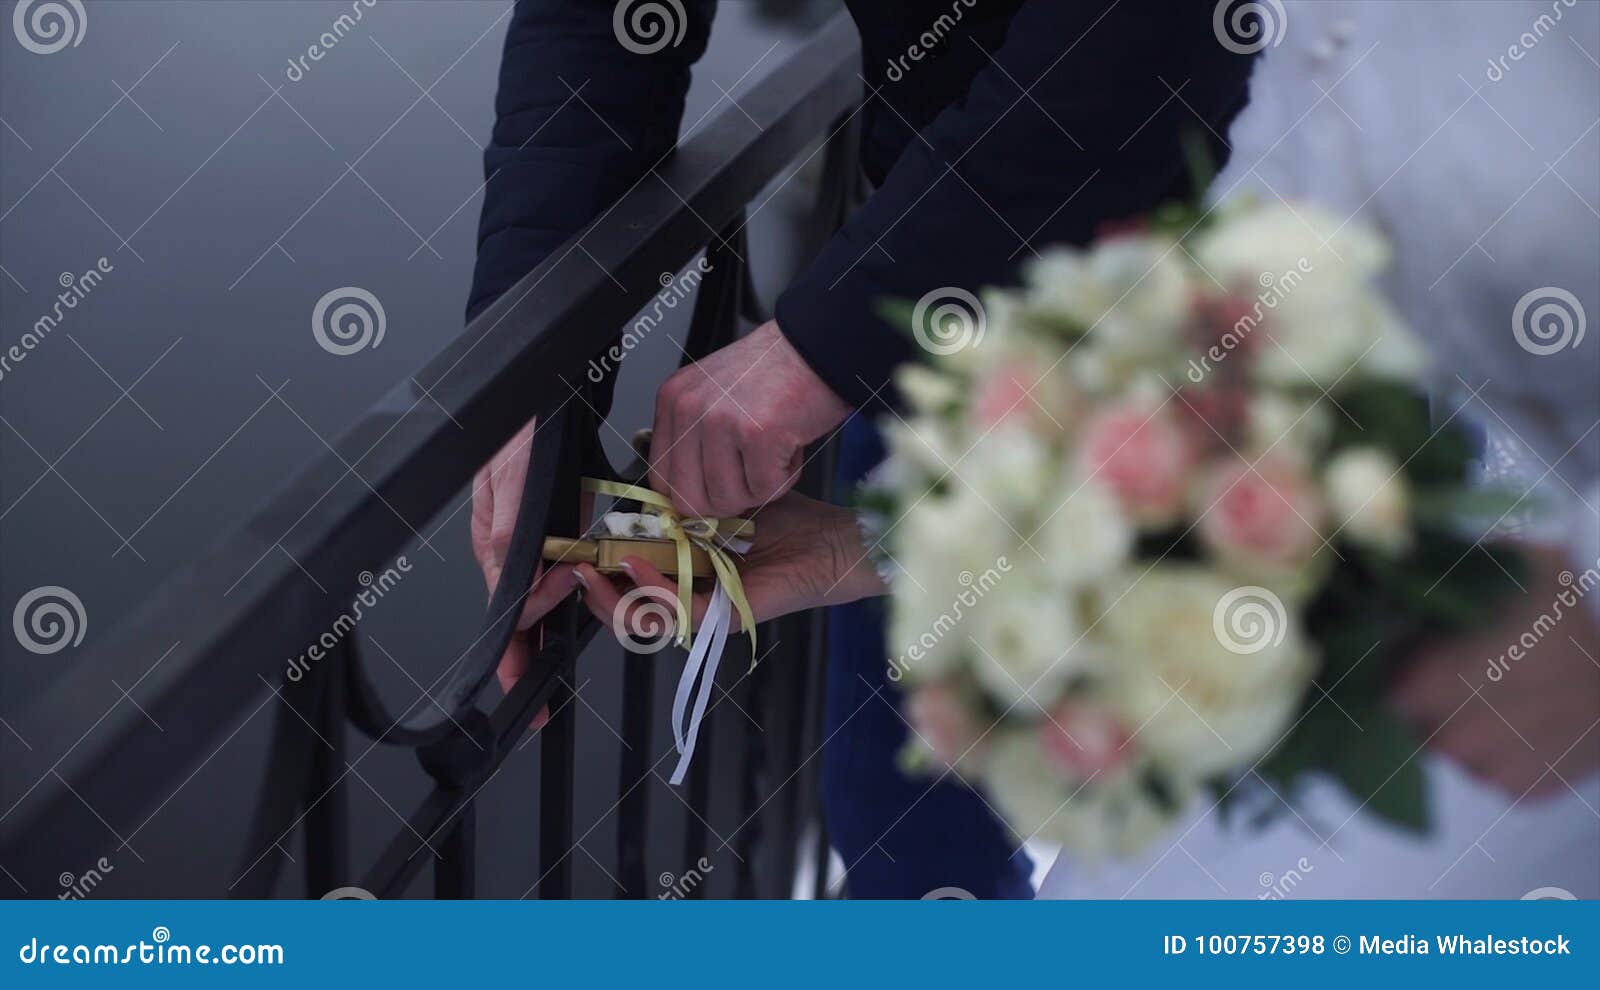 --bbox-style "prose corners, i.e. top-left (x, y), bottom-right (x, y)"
top-left (0, 11), bottom-right (864, 897)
